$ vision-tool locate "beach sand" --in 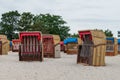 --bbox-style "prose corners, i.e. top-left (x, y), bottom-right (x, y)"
top-left (0, 51), bottom-right (120, 80)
